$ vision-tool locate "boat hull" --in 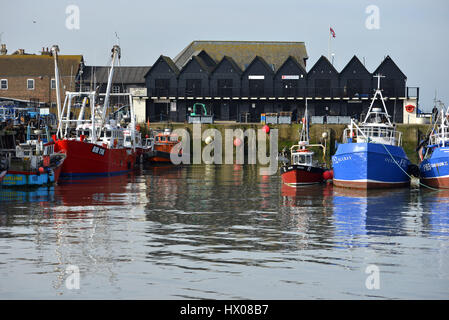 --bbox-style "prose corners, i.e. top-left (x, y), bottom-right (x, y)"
top-left (280, 164), bottom-right (324, 185)
top-left (419, 147), bottom-right (449, 189)
top-left (54, 139), bottom-right (135, 178)
top-left (332, 143), bottom-right (411, 189)
top-left (1, 159), bottom-right (64, 187)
